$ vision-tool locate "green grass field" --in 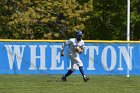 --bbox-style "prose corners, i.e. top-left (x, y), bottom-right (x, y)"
top-left (0, 75), bottom-right (140, 93)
